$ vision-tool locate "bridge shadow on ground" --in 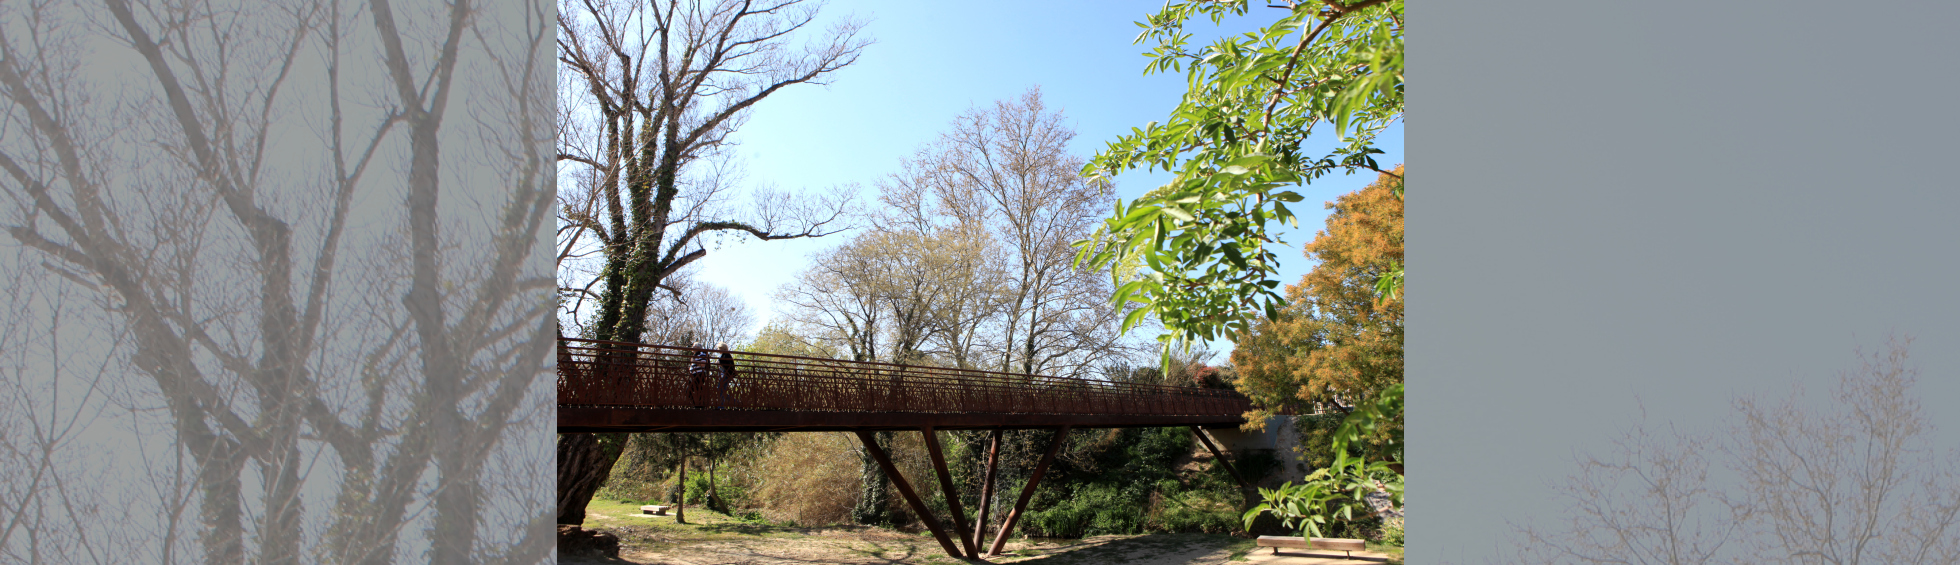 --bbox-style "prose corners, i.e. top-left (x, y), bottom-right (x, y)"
top-left (692, 520), bottom-right (805, 537)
